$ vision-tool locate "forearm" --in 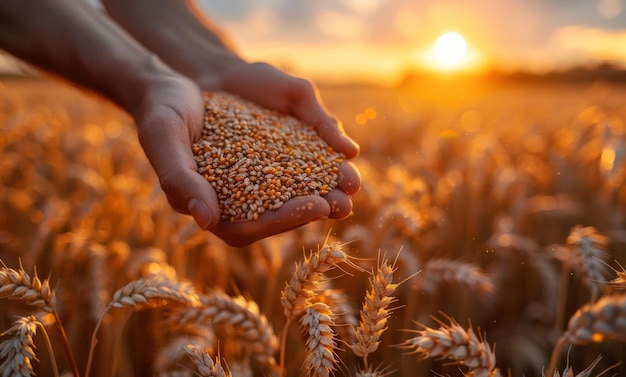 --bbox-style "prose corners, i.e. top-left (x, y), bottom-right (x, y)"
top-left (0, 0), bottom-right (175, 113)
top-left (102, 0), bottom-right (245, 88)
